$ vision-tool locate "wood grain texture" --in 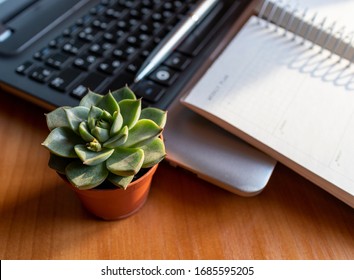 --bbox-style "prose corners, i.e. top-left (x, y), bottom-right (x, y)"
top-left (1, 94), bottom-right (354, 260)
